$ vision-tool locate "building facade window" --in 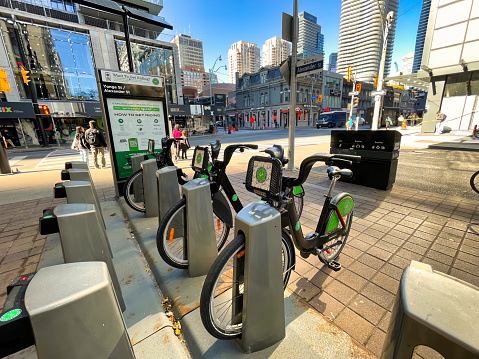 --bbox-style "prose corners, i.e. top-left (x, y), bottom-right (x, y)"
top-left (1, 21), bottom-right (97, 100)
